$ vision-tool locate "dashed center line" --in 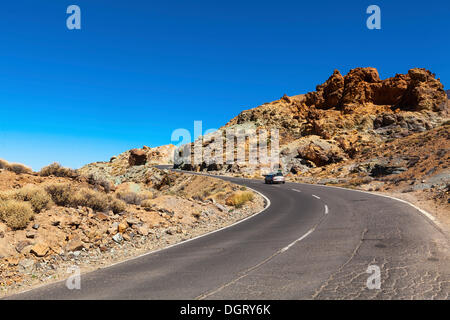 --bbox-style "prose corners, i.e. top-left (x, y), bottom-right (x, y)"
top-left (324, 204), bottom-right (329, 215)
top-left (312, 194), bottom-right (321, 199)
top-left (280, 228), bottom-right (315, 253)
top-left (291, 188), bottom-right (302, 192)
